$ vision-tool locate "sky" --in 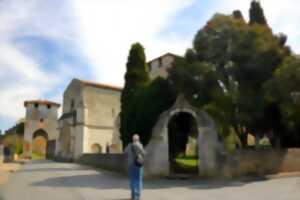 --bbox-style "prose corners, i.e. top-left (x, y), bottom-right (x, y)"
top-left (1, 0), bottom-right (300, 132)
